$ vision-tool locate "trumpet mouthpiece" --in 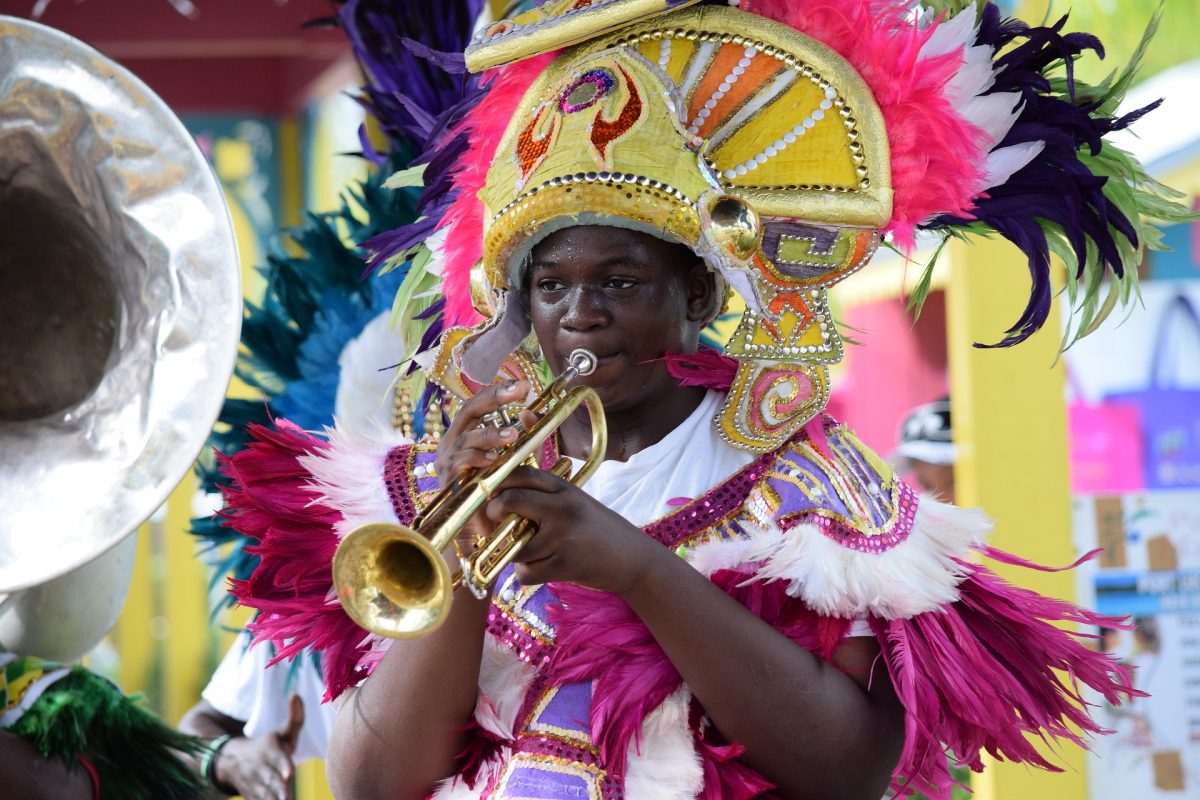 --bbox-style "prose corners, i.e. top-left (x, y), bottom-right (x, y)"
top-left (568, 348), bottom-right (598, 376)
